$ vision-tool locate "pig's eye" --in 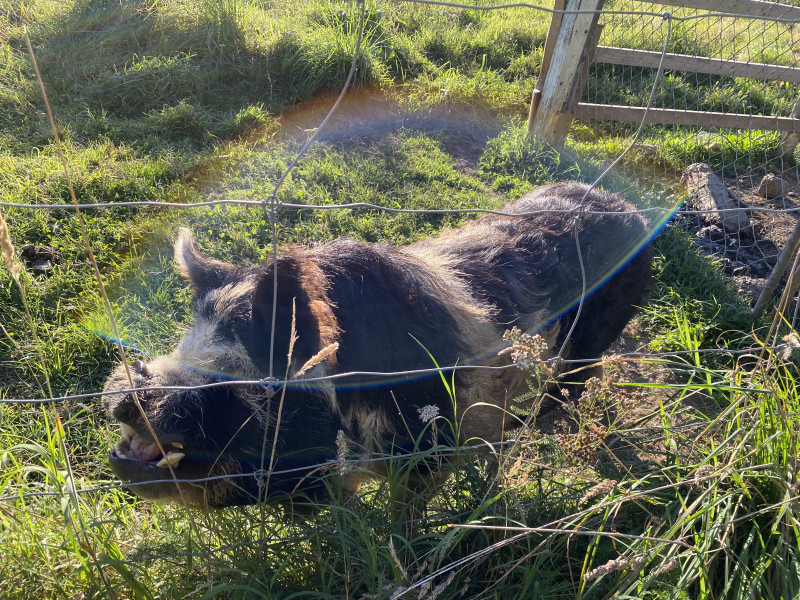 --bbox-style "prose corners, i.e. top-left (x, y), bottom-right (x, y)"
top-left (133, 360), bottom-right (150, 377)
top-left (216, 326), bottom-right (237, 343)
